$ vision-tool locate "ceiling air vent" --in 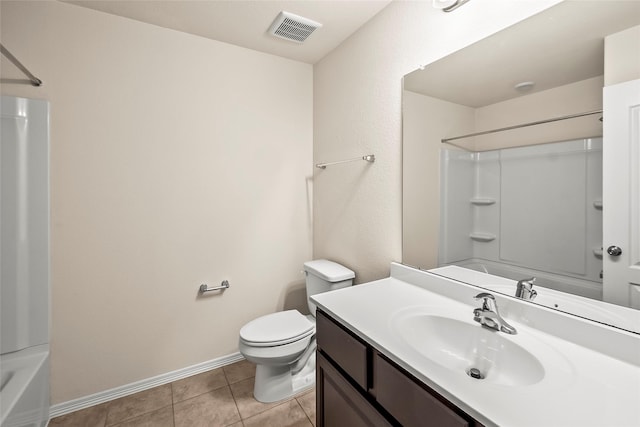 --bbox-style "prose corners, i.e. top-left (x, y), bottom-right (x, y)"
top-left (268, 11), bottom-right (322, 43)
